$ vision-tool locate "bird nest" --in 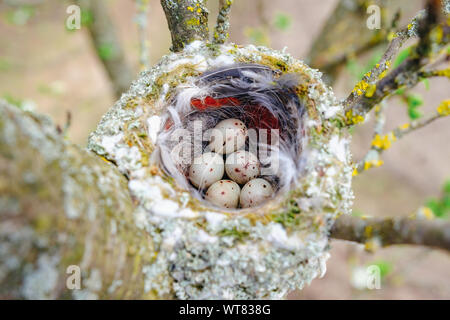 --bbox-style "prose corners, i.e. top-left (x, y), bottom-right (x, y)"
top-left (88, 41), bottom-right (353, 299)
